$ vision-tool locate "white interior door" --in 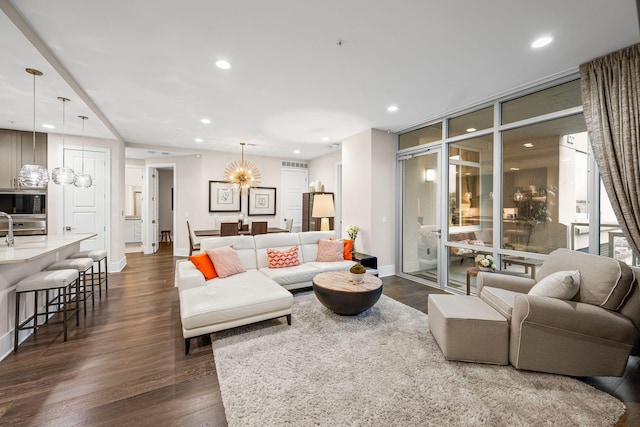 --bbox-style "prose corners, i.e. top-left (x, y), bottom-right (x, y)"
top-left (281, 168), bottom-right (308, 232)
top-left (144, 167), bottom-right (159, 254)
top-left (63, 148), bottom-right (106, 252)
